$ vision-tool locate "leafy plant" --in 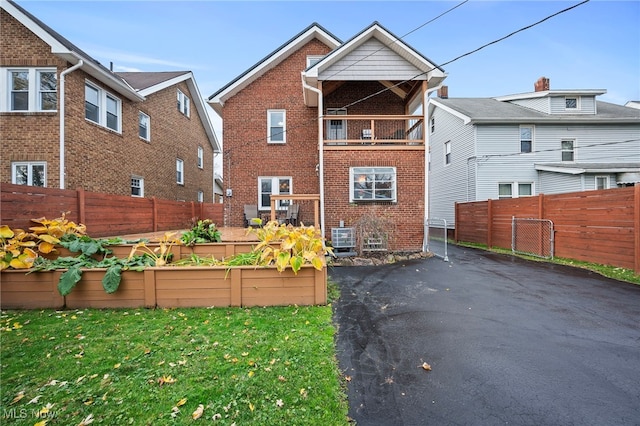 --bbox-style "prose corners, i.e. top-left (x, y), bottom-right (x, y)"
top-left (127, 232), bottom-right (182, 266)
top-left (0, 226), bottom-right (38, 270)
top-left (29, 212), bottom-right (87, 254)
top-left (180, 219), bottom-right (221, 246)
